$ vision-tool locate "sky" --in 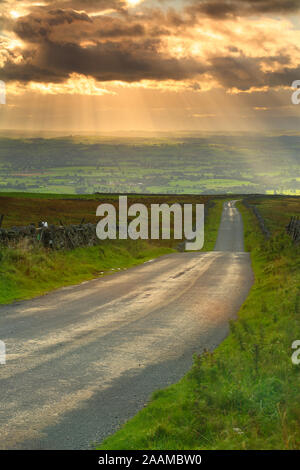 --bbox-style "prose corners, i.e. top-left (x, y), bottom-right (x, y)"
top-left (1, 0), bottom-right (300, 133)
